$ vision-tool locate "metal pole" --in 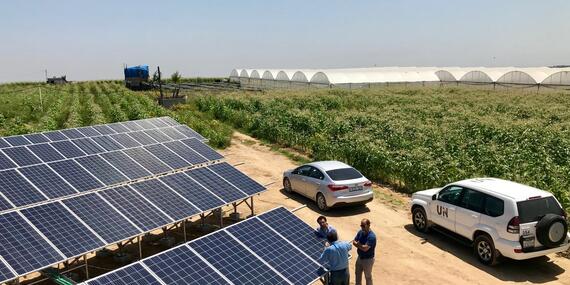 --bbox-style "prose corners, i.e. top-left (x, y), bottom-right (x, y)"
top-left (85, 254), bottom-right (89, 279)
top-left (250, 197), bottom-right (254, 216)
top-left (138, 236), bottom-right (143, 260)
top-left (183, 220), bottom-right (187, 242)
top-left (219, 208), bottom-right (223, 228)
